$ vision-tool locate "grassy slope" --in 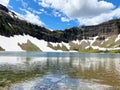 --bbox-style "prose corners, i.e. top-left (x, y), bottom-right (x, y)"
top-left (0, 47), bottom-right (5, 51)
top-left (18, 40), bottom-right (41, 52)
